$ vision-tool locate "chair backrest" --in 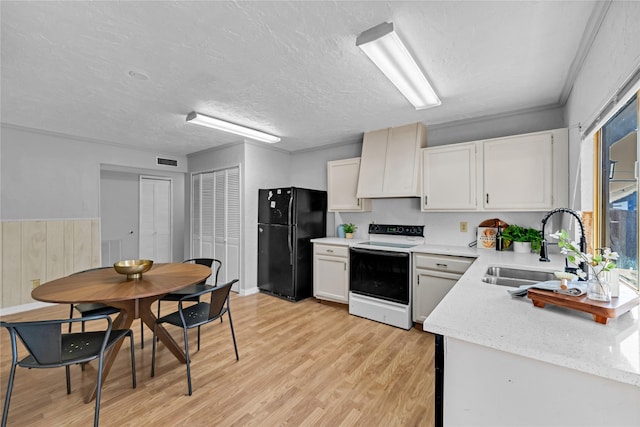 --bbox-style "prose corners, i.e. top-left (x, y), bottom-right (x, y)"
top-left (207, 279), bottom-right (238, 320)
top-left (0, 315), bottom-right (112, 365)
top-left (183, 258), bottom-right (222, 285)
